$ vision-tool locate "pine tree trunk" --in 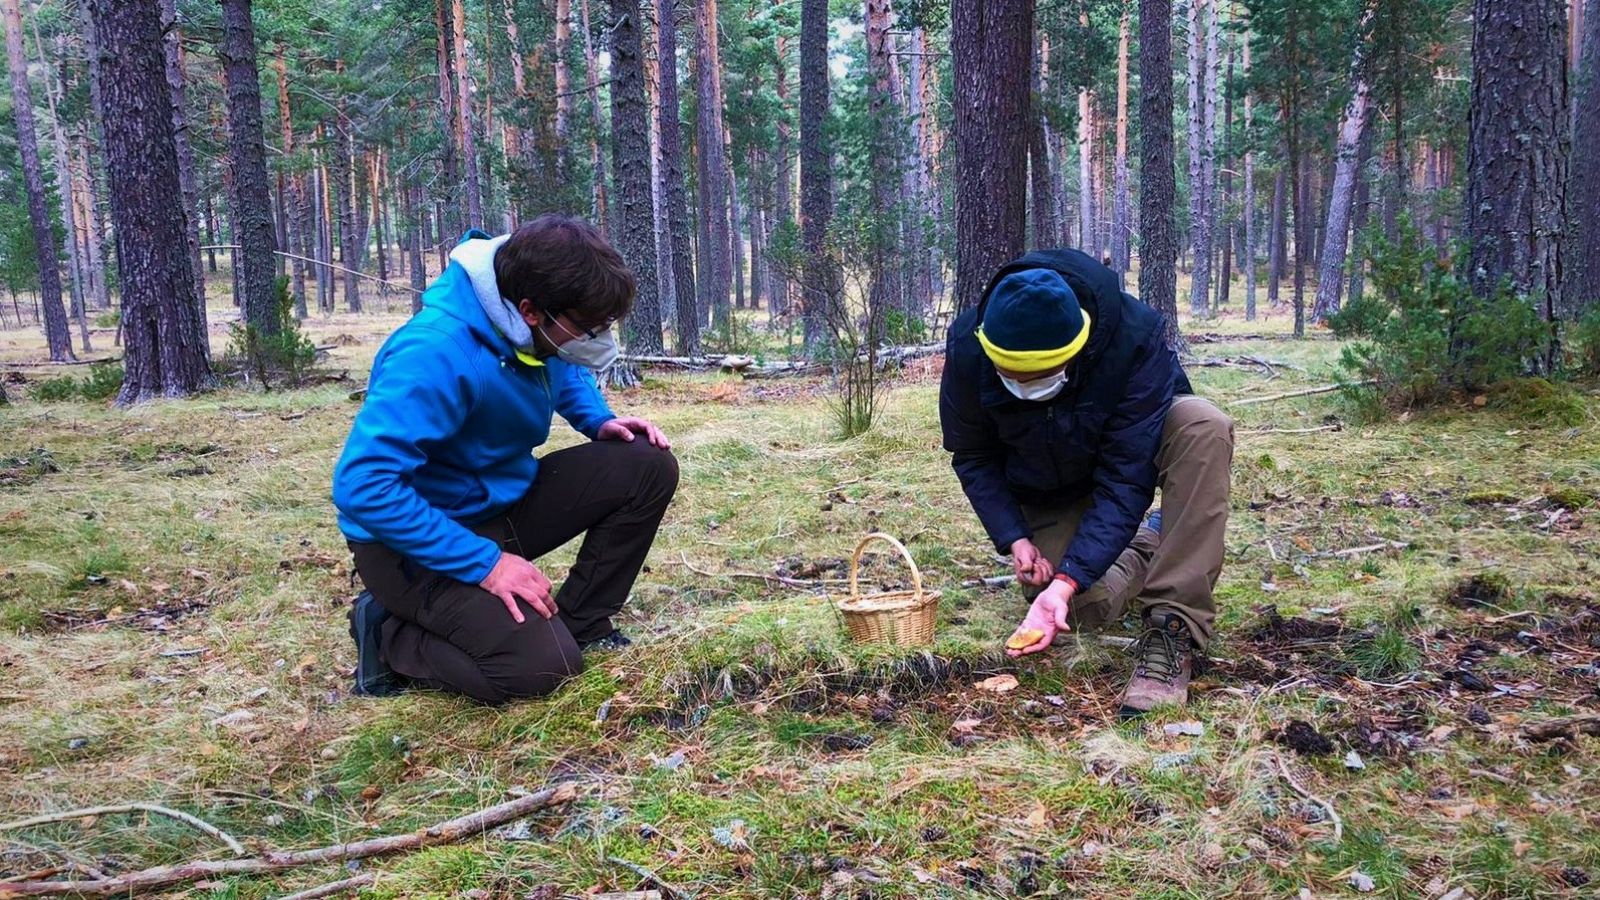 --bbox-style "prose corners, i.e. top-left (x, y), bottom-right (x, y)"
top-left (1243, 31), bottom-right (1257, 320)
top-left (34, 23), bottom-right (91, 352)
top-left (1311, 9), bottom-right (1374, 324)
top-left (1565, 0), bottom-right (1600, 314)
top-left (645, 9), bottom-right (670, 316)
top-left (371, 152), bottom-right (389, 293)
top-left (220, 0), bottom-right (280, 337)
top-left (1190, 0), bottom-right (1218, 318)
top-left (1267, 164), bottom-right (1284, 303)
top-left (799, 0), bottom-right (836, 338)
top-left (1213, 29), bottom-right (1234, 311)
top-left (748, 146), bottom-right (768, 310)
top-left (1111, 13), bottom-right (1132, 272)
top-left (1138, 0), bottom-right (1180, 350)
top-left (914, 26), bottom-right (945, 306)
top-left (452, 0), bottom-right (483, 228)
top-left (433, 0), bottom-right (460, 238)
top-left (771, 30), bottom-right (794, 319)
top-left (864, 0), bottom-right (903, 319)
top-left (84, 0), bottom-right (210, 400)
top-left (273, 44), bottom-right (306, 318)
top-left (579, 0), bottom-right (610, 232)
top-left (1186, 0), bottom-right (1203, 277)
top-left (659, 0), bottom-right (699, 352)
top-left (730, 168), bottom-right (746, 309)
top-left (407, 181), bottom-right (427, 311)
top-left (903, 25), bottom-right (933, 312)
top-left (3, 0), bottom-right (74, 361)
top-left (1465, 0), bottom-right (1568, 365)
top-left (331, 76), bottom-right (362, 312)
top-left (555, 0), bottom-right (573, 179)
top-left (1078, 86), bottom-right (1094, 258)
top-left (610, 0), bottom-right (663, 353)
top-left (1345, 122), bottom-right (1375, 306)
top-left (694, 0), bottom-right (732, 329)
top-left (1029, 32), bottom-right (1053, 248)
top-left (157, 0), bottom-right (207, 332)
top-left (951, 0), bottom-right (1033, 313)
